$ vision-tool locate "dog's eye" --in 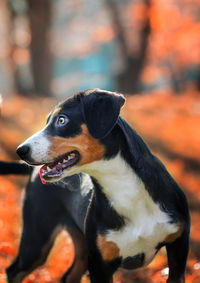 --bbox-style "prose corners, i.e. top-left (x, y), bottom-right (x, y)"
top-left (56, 115), bottom-right (69, 126)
